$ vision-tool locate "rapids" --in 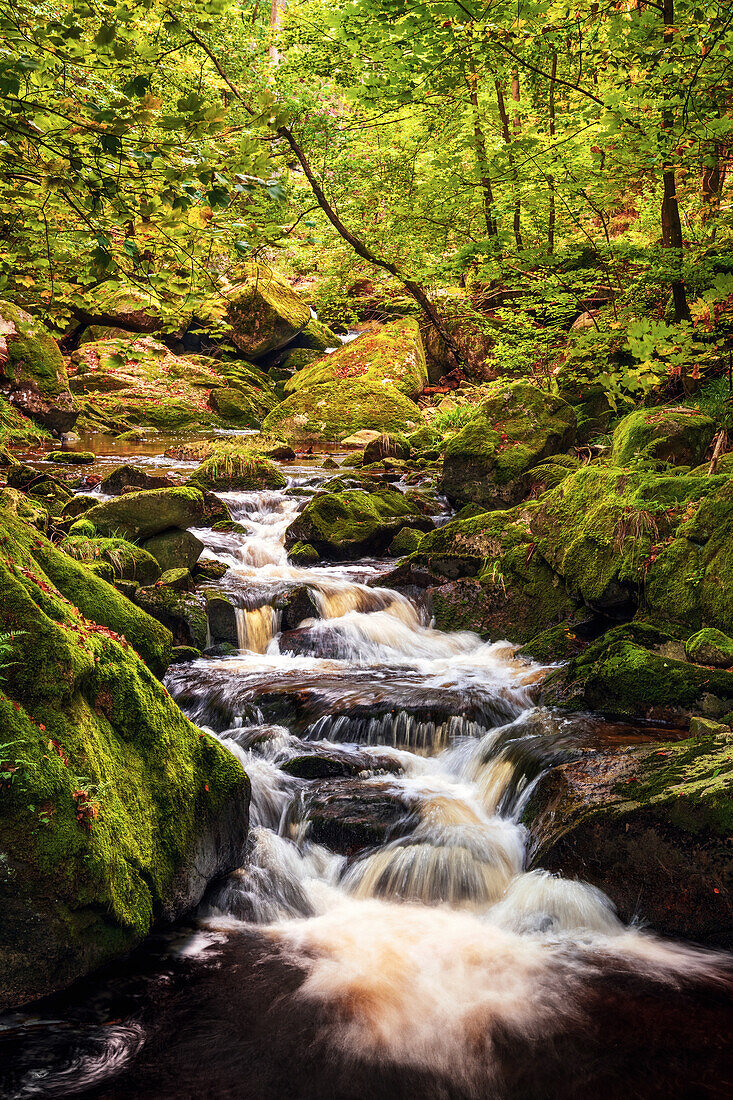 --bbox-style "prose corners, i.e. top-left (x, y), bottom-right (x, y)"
top-left (2, 454), bottom-right (731, 1099)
